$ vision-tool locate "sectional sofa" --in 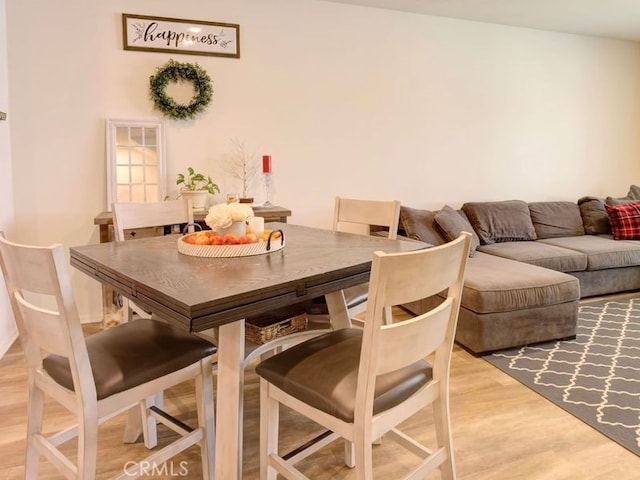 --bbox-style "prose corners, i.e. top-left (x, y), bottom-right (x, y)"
top-left (399, 187), bottom-right (640, 355)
